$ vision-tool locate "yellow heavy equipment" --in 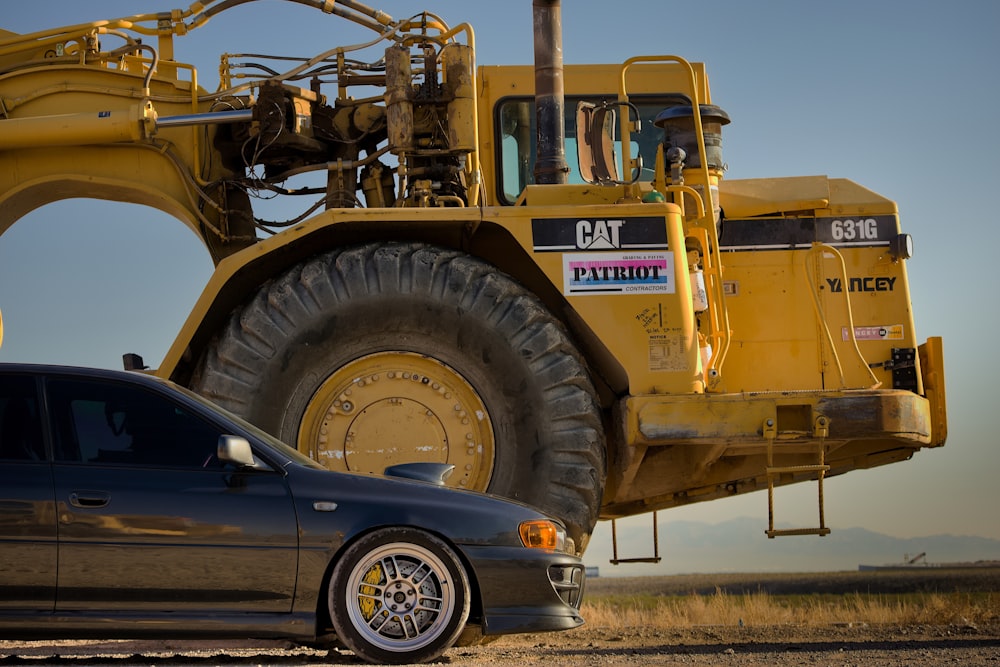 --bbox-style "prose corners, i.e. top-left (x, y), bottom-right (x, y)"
top-left (0, 1), bottom-right (946, 554)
